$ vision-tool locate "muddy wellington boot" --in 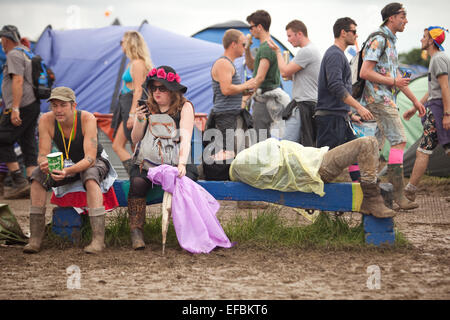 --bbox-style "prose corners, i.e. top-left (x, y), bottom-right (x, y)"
top-left (84, 208), bottom-right (106, 254)
top-left (387, 164), bottom-right (419, 210)
top-left (360, 183), bottom-right (396, 218)
top-left (128, 198), bottom-right (146, 250)
top-left (23, 207), bottom-right (46, 254)
top-left (4, 170), bottom-right (30, 199)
